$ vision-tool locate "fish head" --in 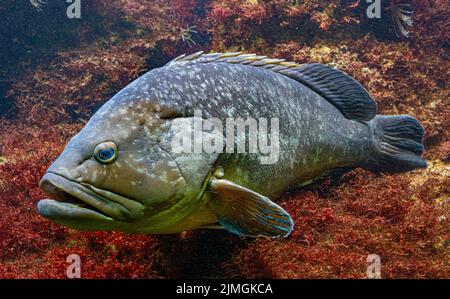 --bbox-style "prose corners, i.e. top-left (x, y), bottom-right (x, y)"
top-left (37, 97), bottom-right (190, 232)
